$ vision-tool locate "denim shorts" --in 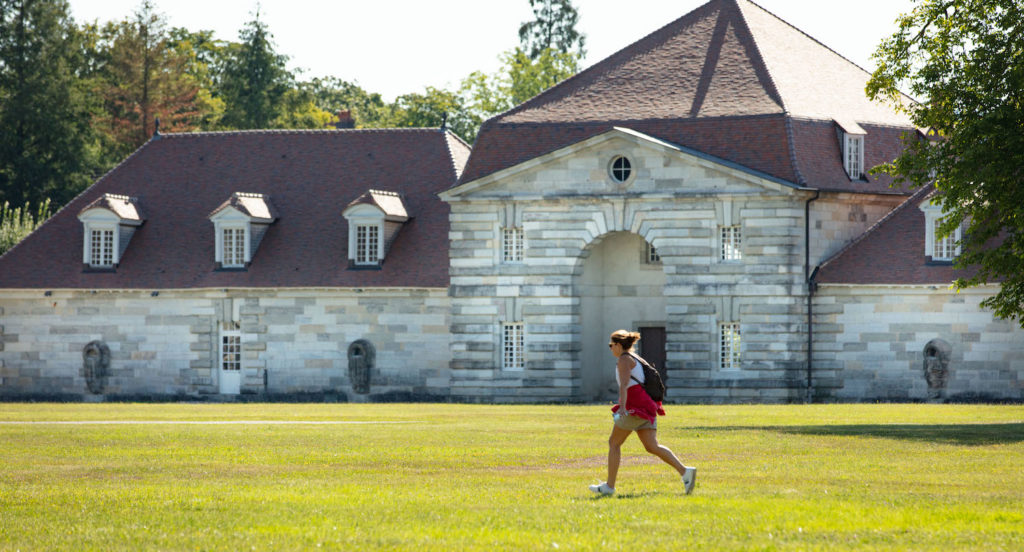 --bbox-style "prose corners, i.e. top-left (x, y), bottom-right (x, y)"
top-left (614, 413), bottom-right (656, 431)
